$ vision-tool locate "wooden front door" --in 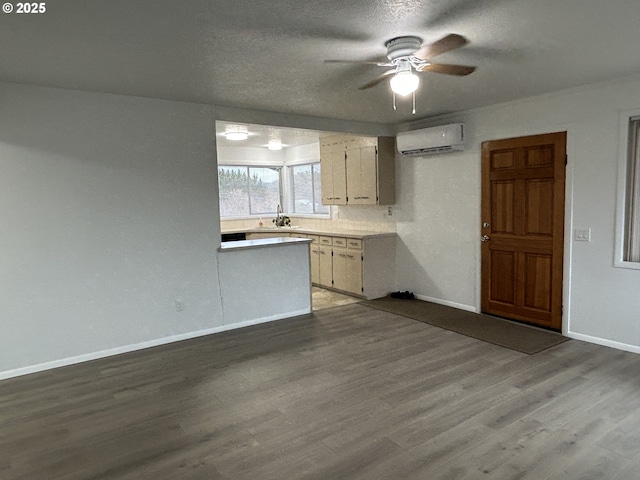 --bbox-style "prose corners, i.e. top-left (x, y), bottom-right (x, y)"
top-left (481, 132), bottom-right (566, 330)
